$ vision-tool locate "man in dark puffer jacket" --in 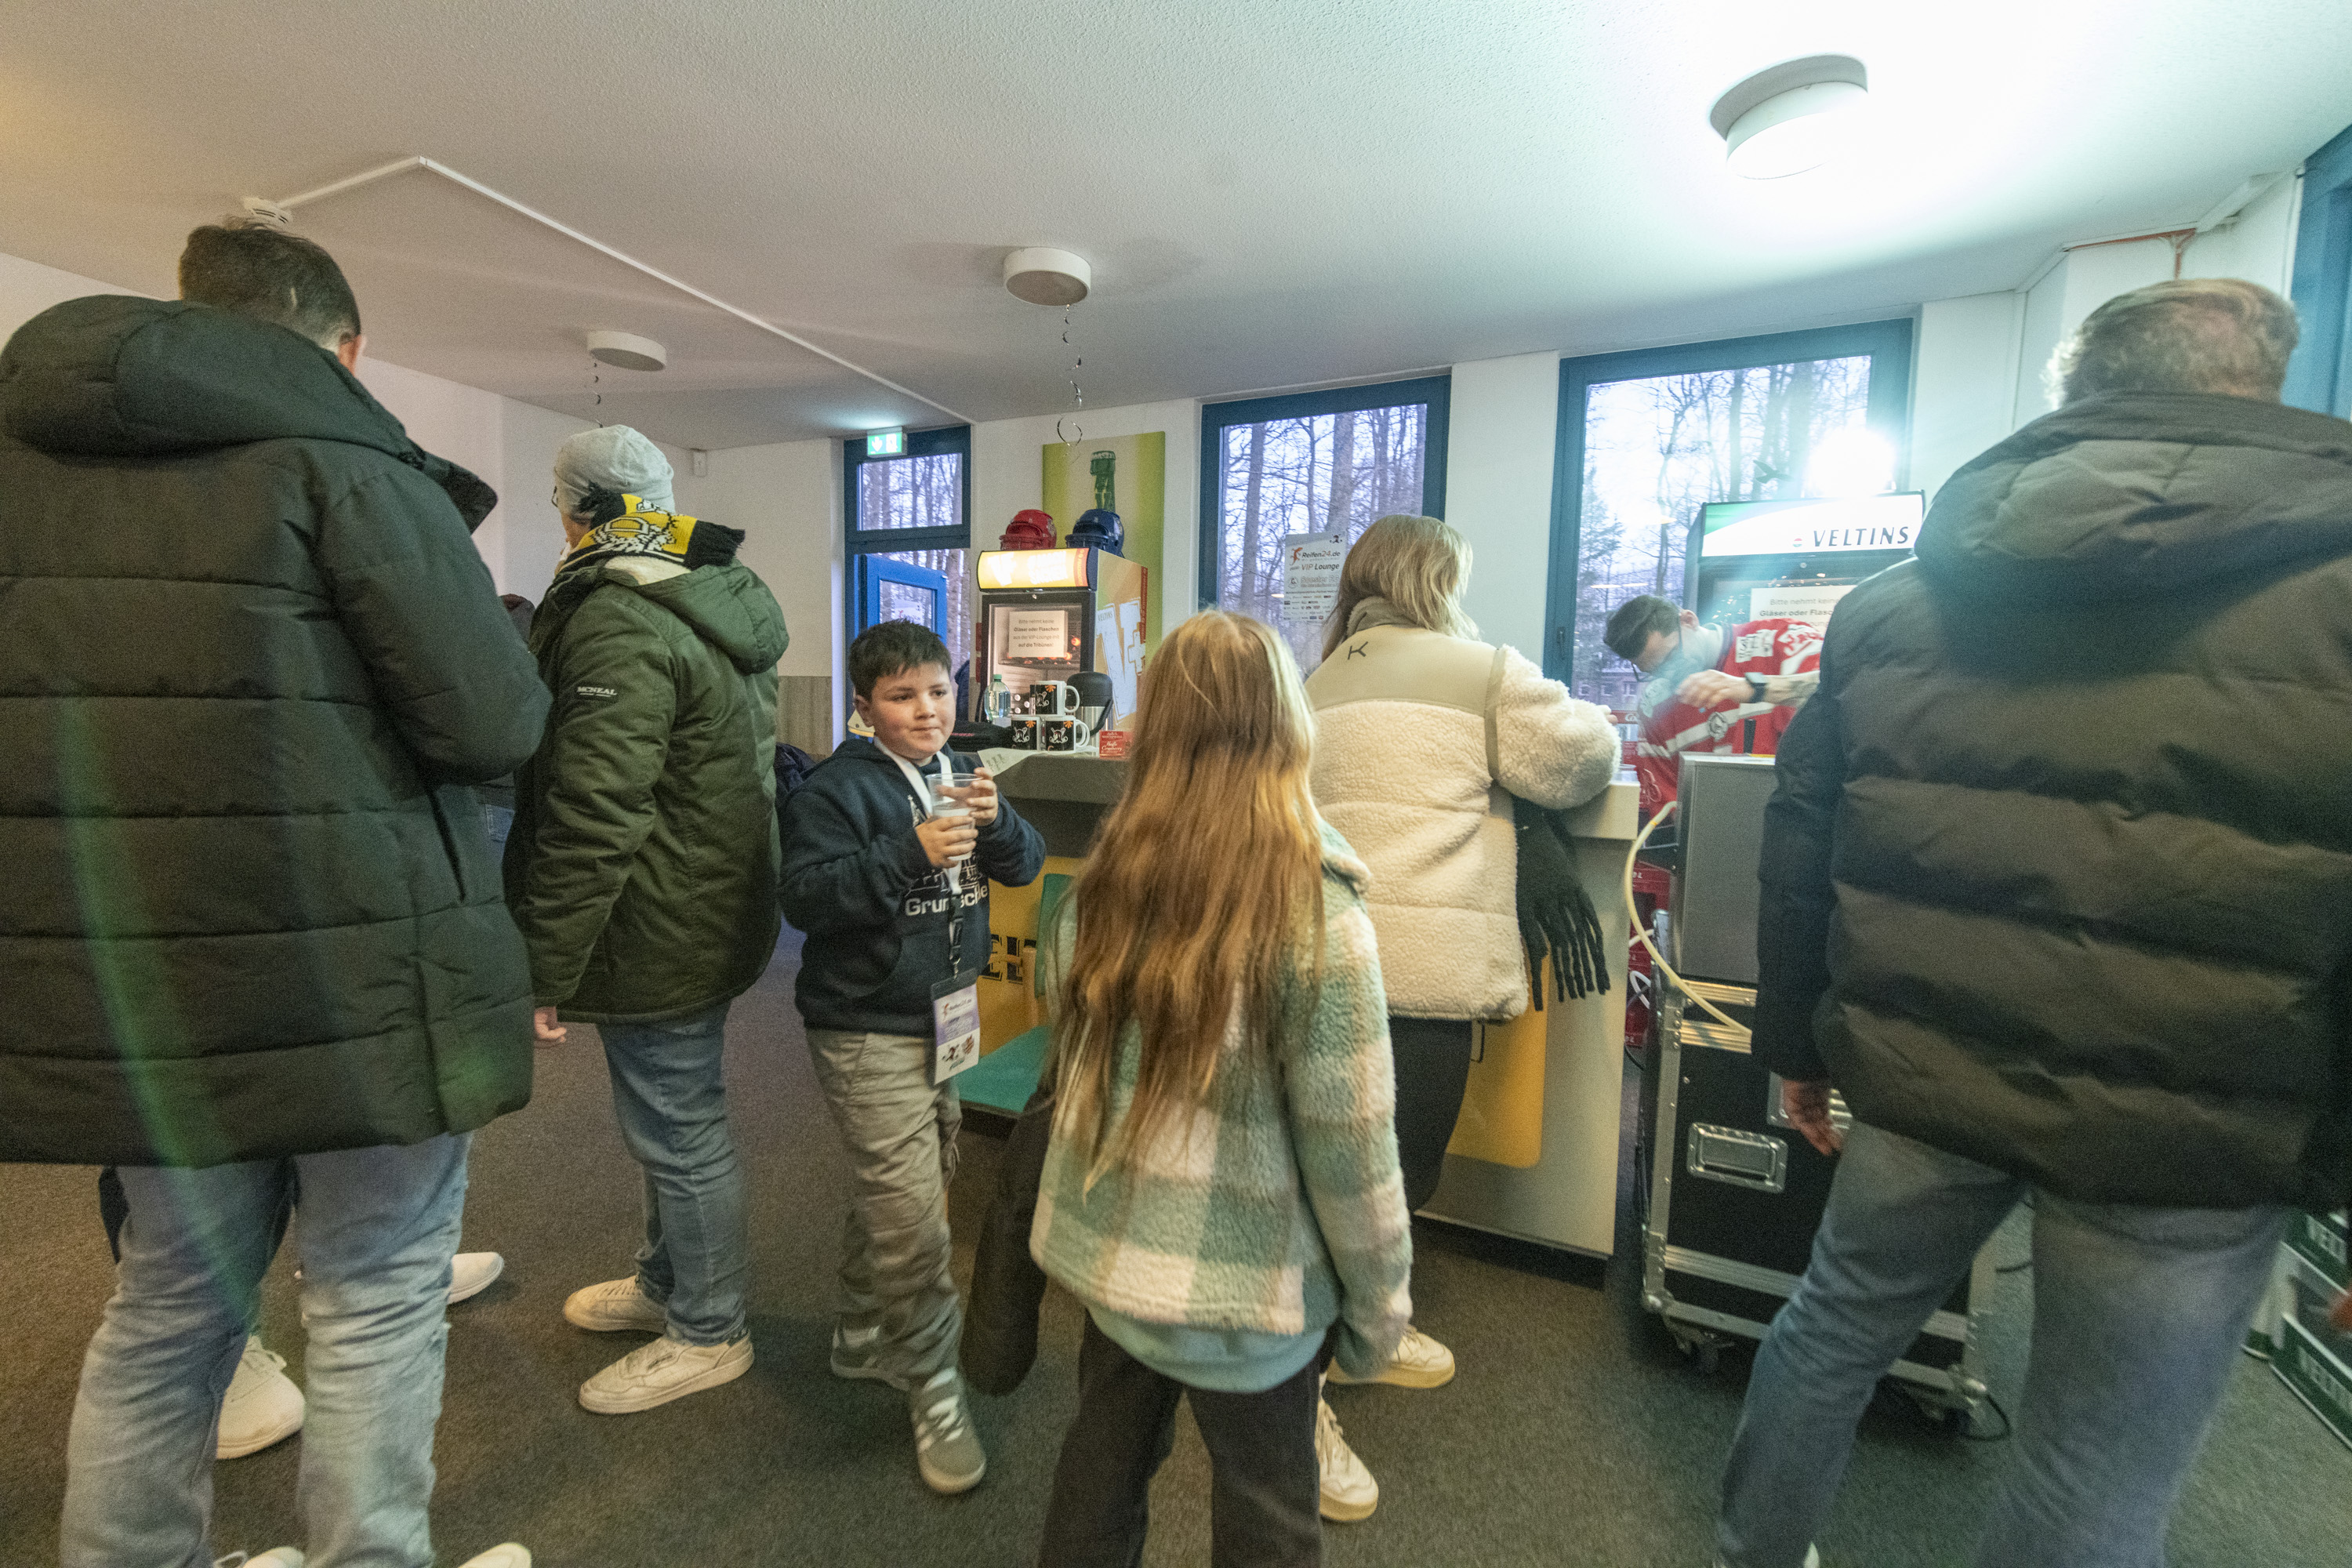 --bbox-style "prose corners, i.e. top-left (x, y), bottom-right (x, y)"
top-left (1714, 278), bottom-right (2352, 1568)
top-left (0, 227), bottom-right (546, 1568)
